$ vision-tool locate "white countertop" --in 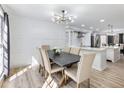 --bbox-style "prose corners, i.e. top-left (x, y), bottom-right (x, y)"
top-left (81, 47), bottom-right (107, 51)
top-left (106, 46), bottom-right (120, 49)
